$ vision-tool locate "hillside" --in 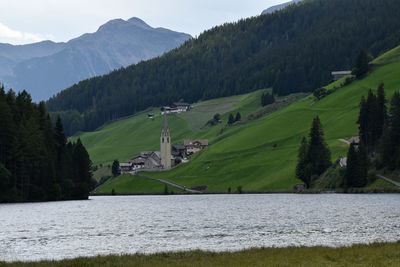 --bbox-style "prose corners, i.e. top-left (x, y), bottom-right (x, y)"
top-left (74, 89), bottom-right (278, 165)
top-left (47, 0), bottom-right (400, 135)
top-left (96, 44), bottom-right (400, 194)
top-left (0, 17), bottom-right (190, 101)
